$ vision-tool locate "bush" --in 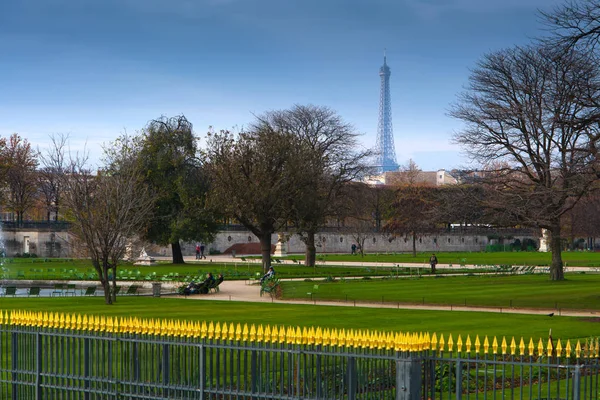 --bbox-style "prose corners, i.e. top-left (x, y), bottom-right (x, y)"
top-left (522, 238), bottom-right (537, 251)
top-left (209, 248), bottom-right (221, 255)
